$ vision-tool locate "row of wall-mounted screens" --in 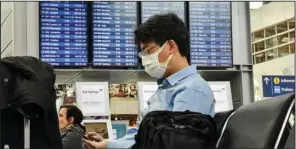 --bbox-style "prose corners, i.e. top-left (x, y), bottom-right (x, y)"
top-left (40, 1), bottom-right (232, 68)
